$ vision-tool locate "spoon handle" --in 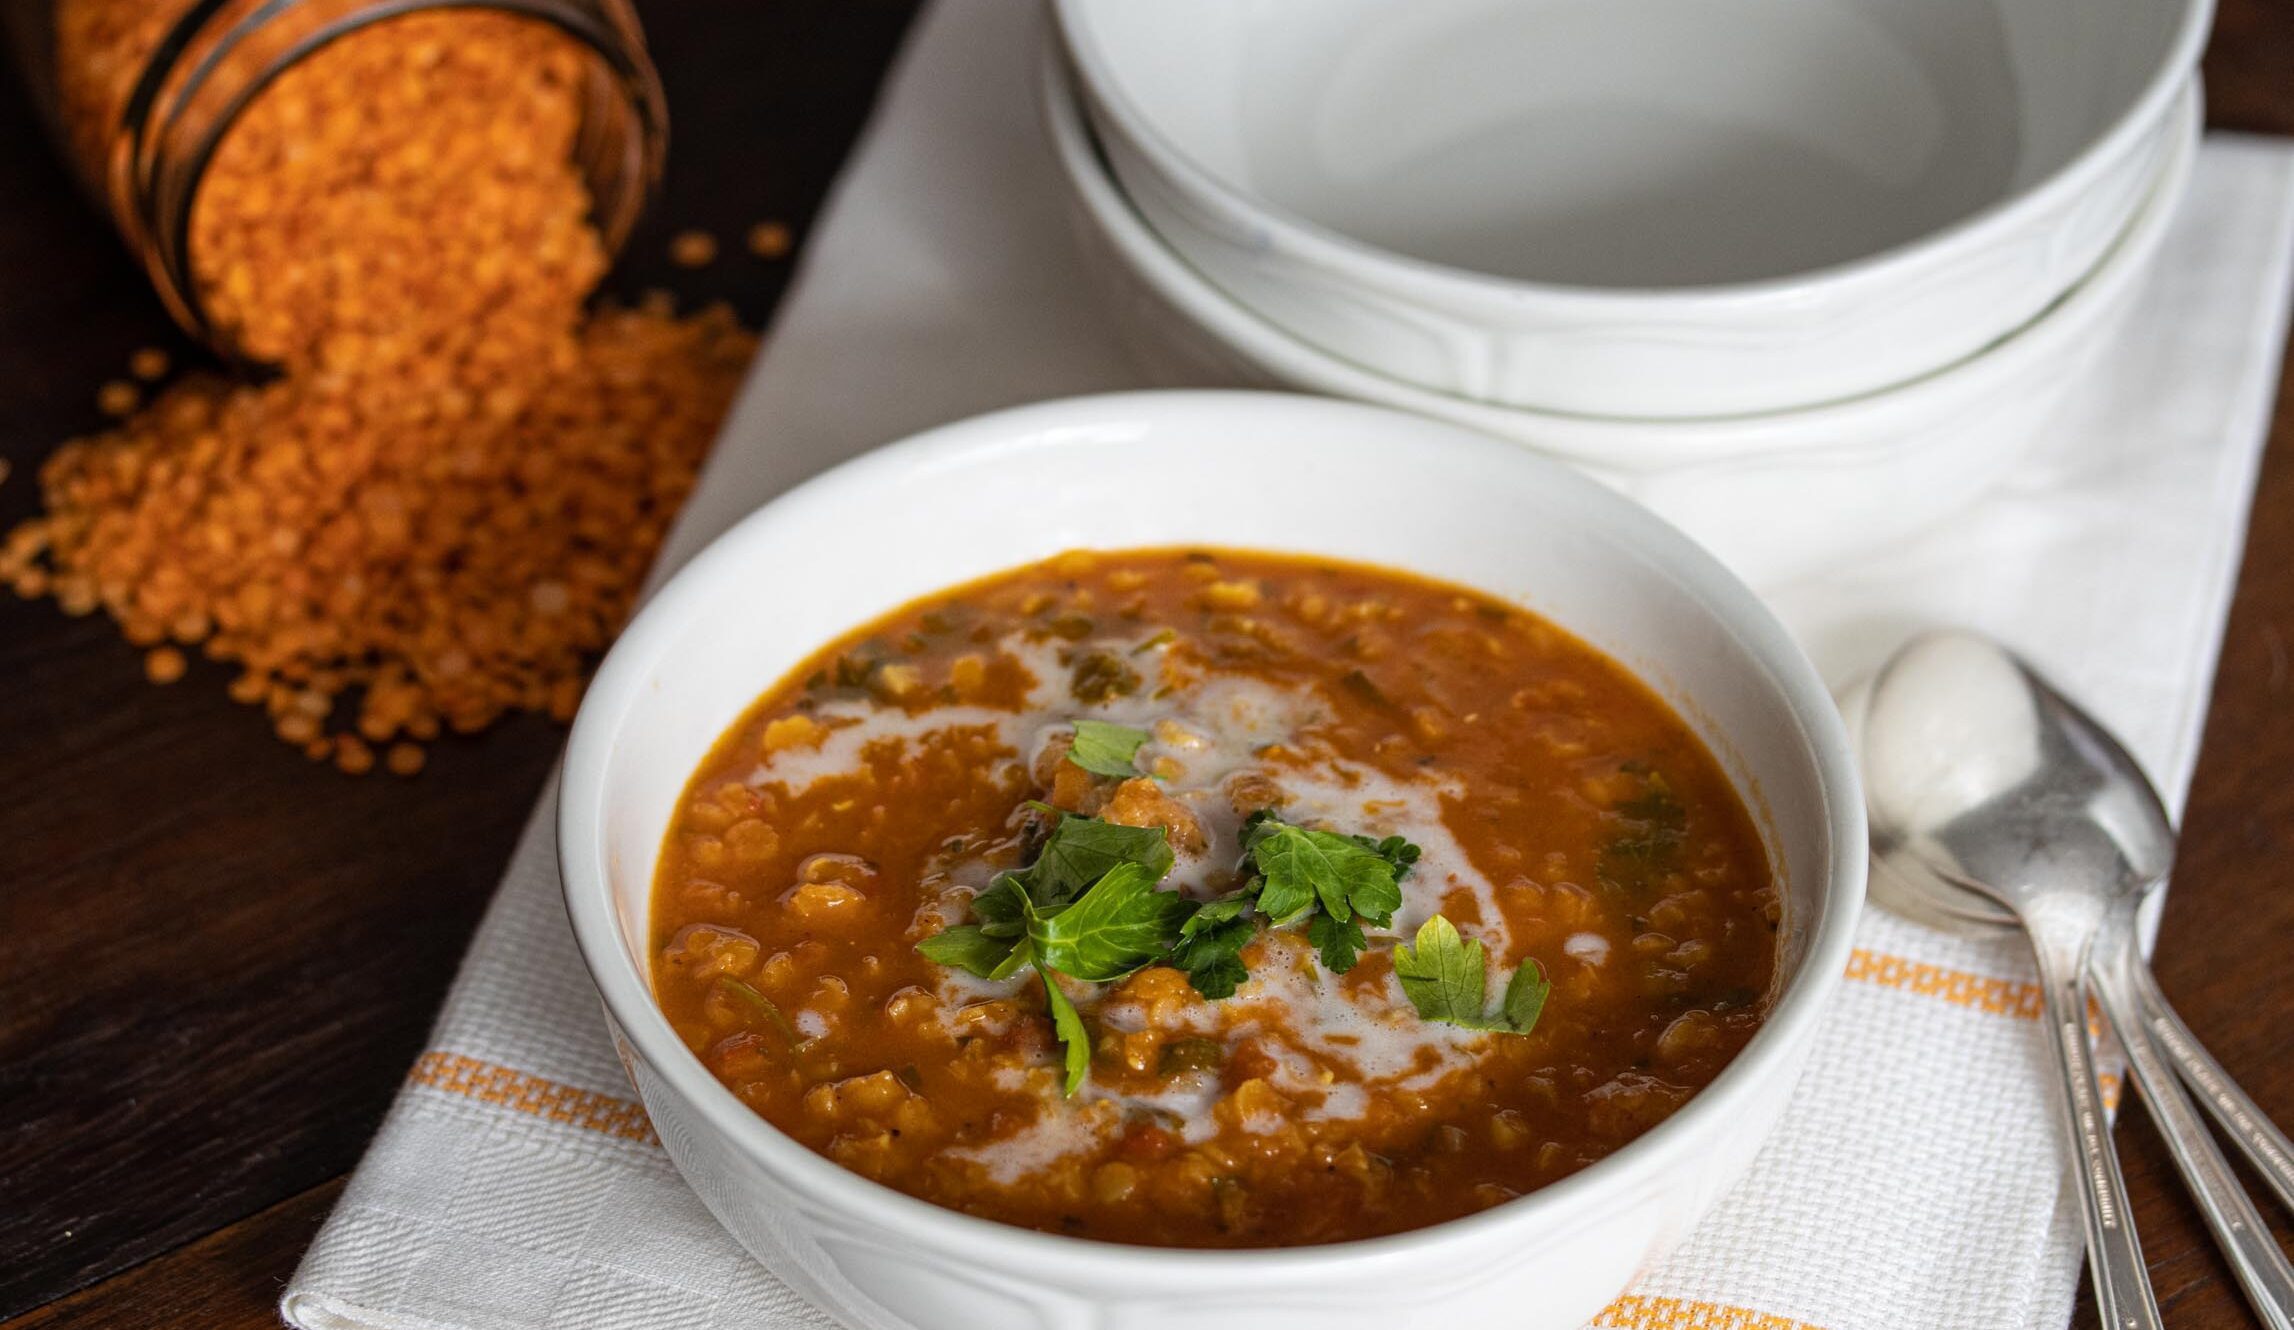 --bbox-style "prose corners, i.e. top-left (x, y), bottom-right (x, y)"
top-left (2125, 957), bottom-right (2294, 1217)
top-left (2092, 925), bottom-right (2294, 1330)
top-left (2031, 939), bottom-right (2164, 1330)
